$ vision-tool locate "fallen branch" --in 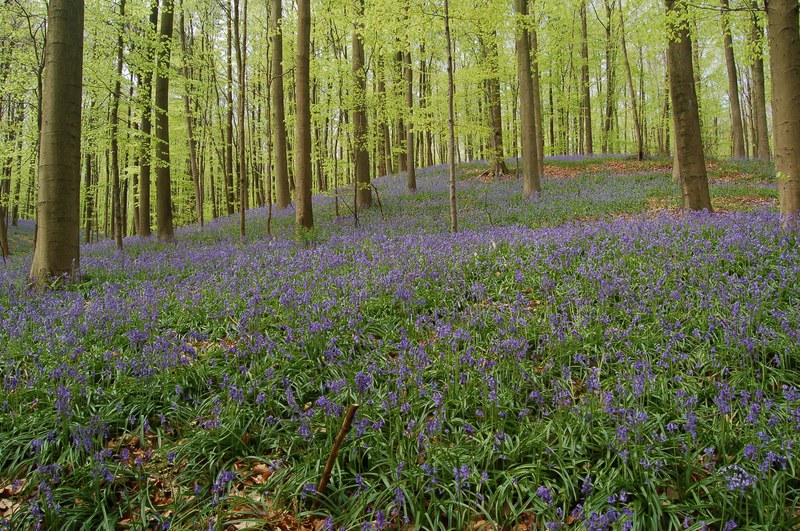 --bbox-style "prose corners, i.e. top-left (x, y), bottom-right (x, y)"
top-left (370, 183), bottom-right (387, 222)
top-left (315, 403), bottom-right (359, 504)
